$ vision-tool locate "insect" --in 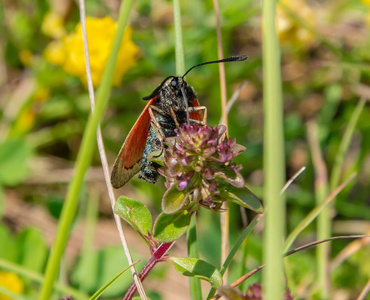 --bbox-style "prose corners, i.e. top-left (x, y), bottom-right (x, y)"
top-left (111, 55), bottom-right (248, 188)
